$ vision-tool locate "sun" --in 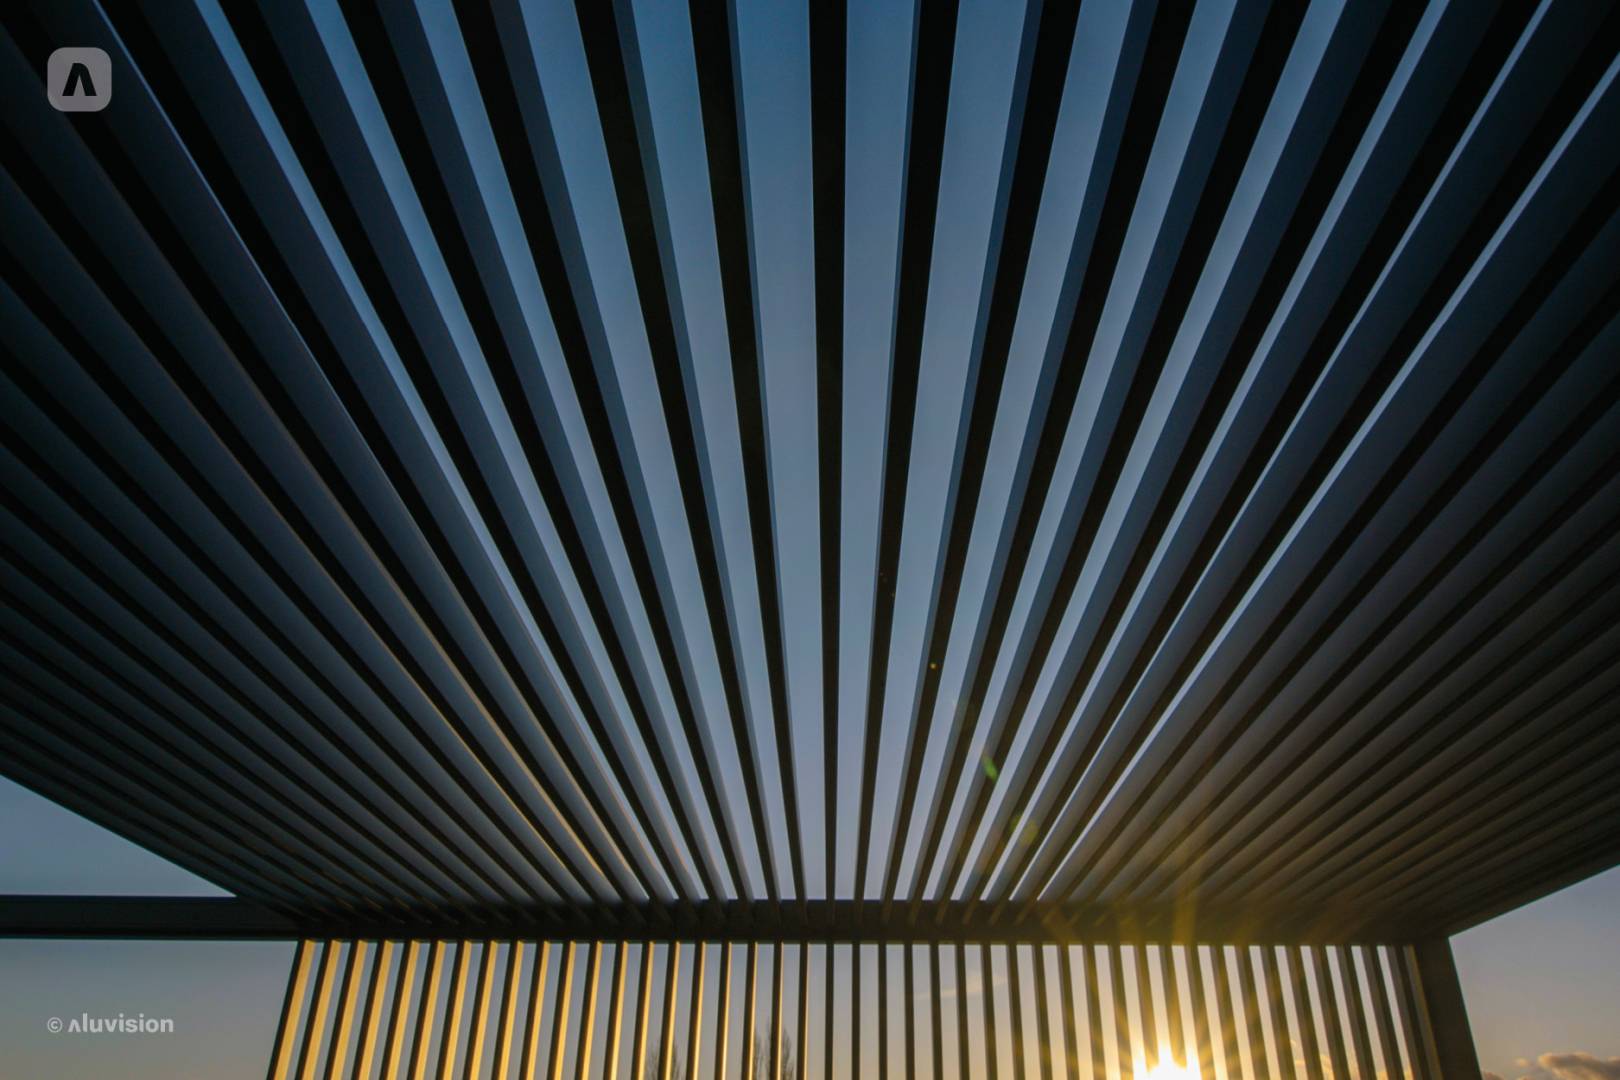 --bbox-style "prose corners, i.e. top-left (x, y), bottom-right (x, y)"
top-left (1144, 1061), bottom-right (1198, 1080)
